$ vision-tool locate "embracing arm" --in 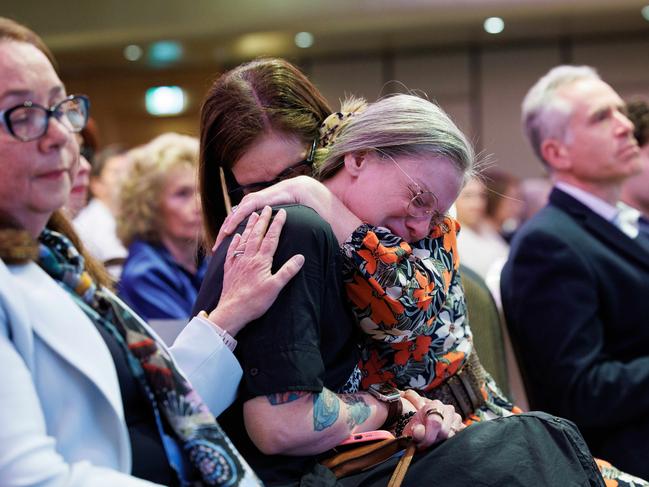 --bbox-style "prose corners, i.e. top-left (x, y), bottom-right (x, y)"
top-left (214, 177), bottom-right (460, 338)
top-left (215, 176), bottom-right (362, 248)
